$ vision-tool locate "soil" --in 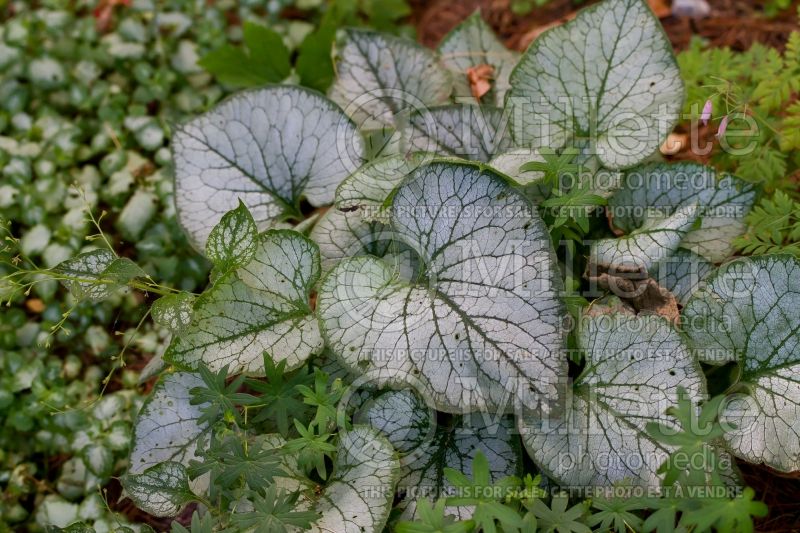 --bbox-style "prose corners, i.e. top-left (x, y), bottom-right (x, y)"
top-left (410, 0), bottom-right (799, 52)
